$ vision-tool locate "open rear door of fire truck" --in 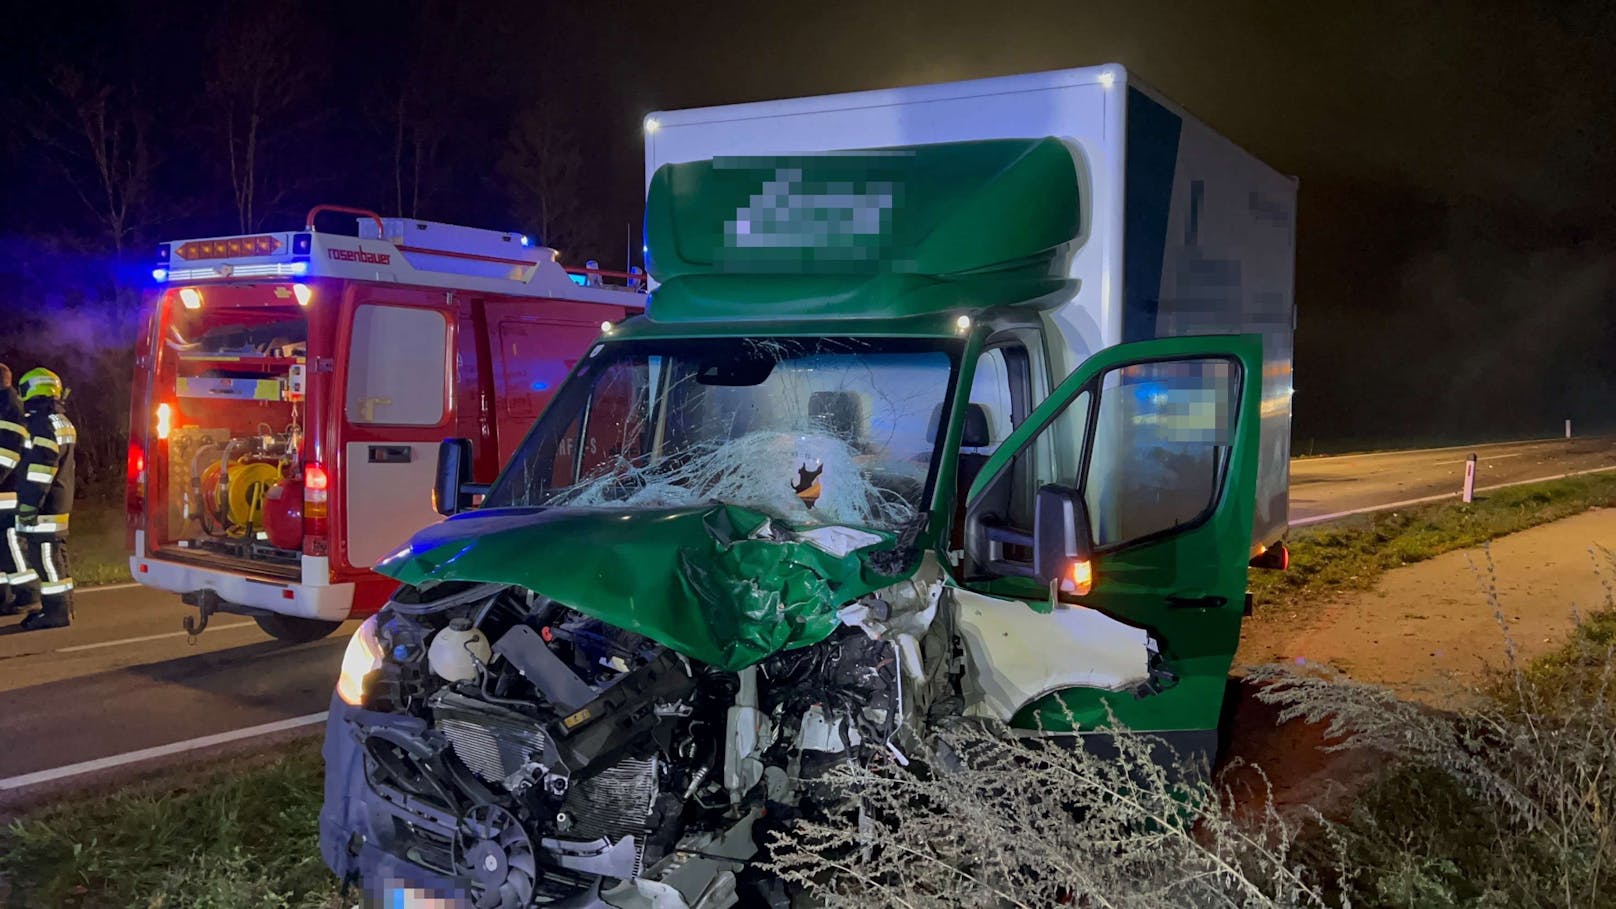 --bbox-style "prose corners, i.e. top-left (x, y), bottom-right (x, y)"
top-left (148, 280), bottom-right (312, 578)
